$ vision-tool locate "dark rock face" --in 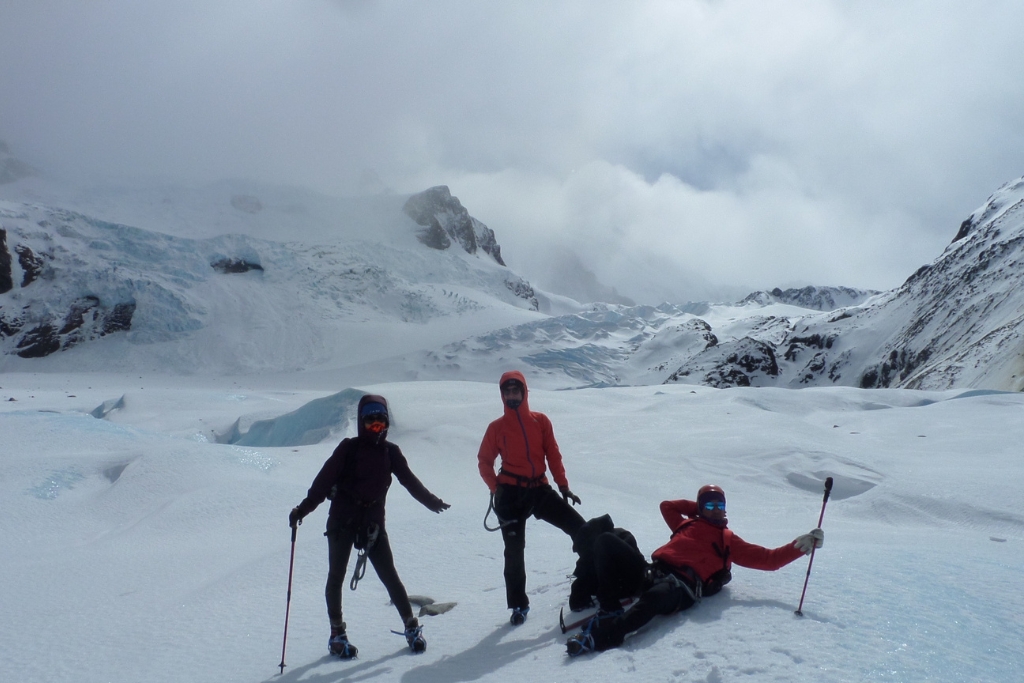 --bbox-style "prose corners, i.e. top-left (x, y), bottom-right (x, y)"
top-left (11, 298), bottom-right (136, 358)
top-left (1, 212), bottom-right (139, 358)
top-left (211, 258), bottom-right (264, 274)
top-left (0, 309), bottom-right (23, 337)
top-left (403, 186), bottom-right (506, 265)
top-left (859, 347), bottom-right (933, 388)
top-left (103, 302), bottom-right (136, 335)
top-left (16, 244), bottom-right (45, 287)
top-left (0, 229), bottom-right (12, 294)
top-left (415, 219), bottom-right (452, 251)
top-left (59, 296), bottom-right (100, 335)
top-left (16, 324), bottom-right (61, 358)
top-left (505, 278), bottom-right (539, 311)
top-left (725, 340), bottom-right (779, 376)
top-left (666, 337), bottom-right (779, 388)
top-left (783, 334), bottom-right (835, 361)
top-left (952, 218), bottom-right (974, 243)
